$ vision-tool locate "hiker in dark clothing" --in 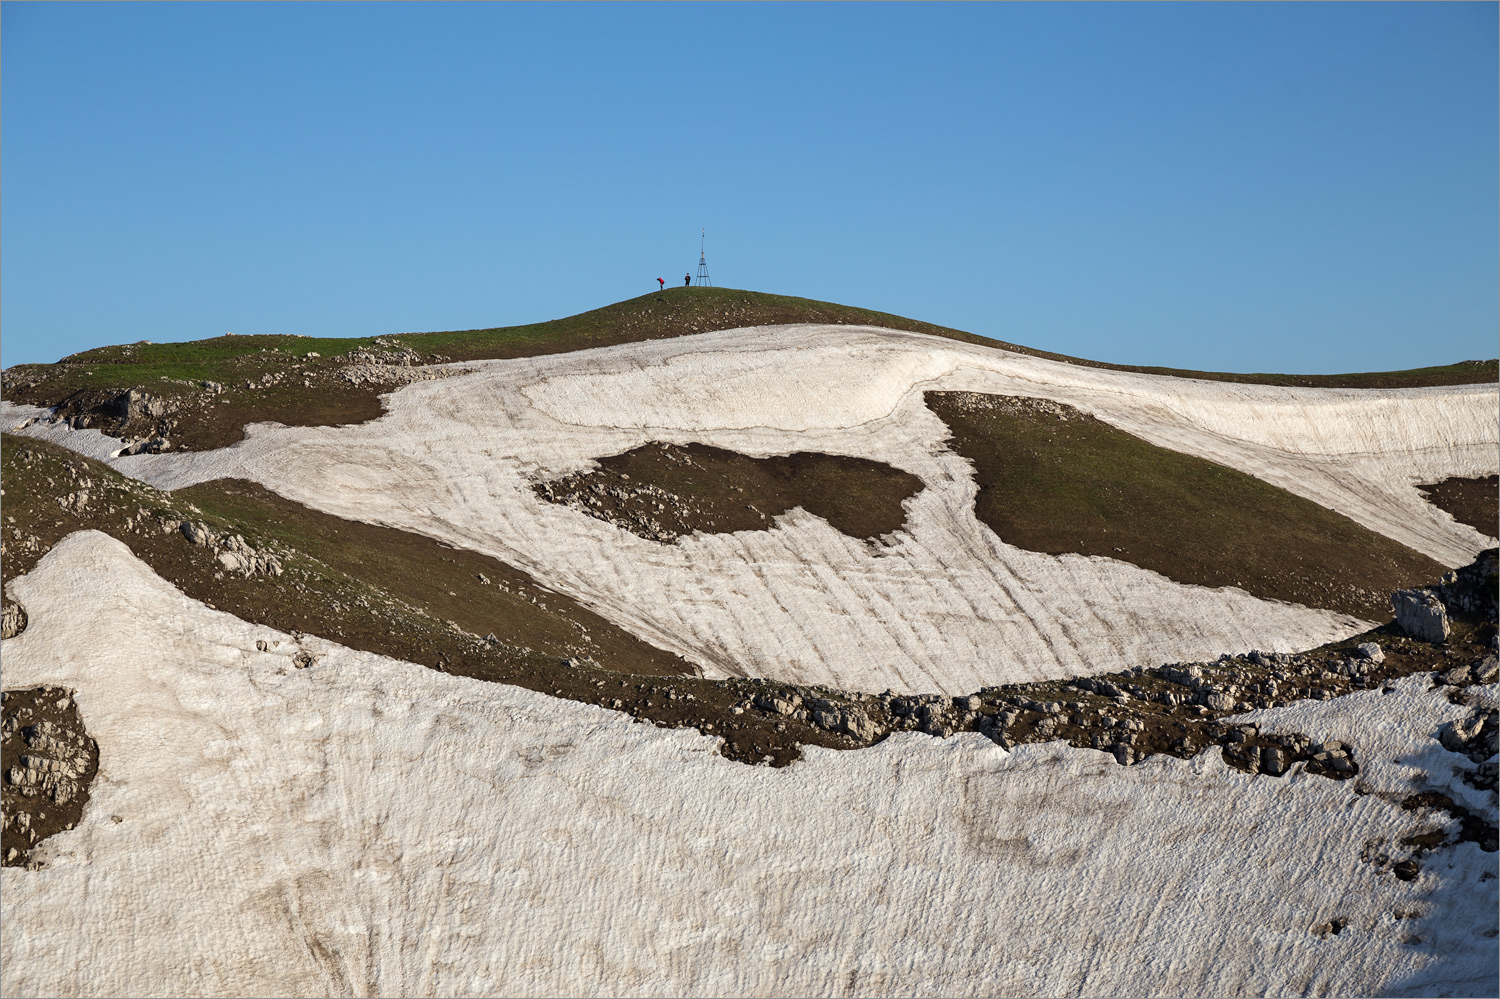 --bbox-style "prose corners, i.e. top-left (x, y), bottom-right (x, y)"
top-left (684, 273), bottom-right (692, 287)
